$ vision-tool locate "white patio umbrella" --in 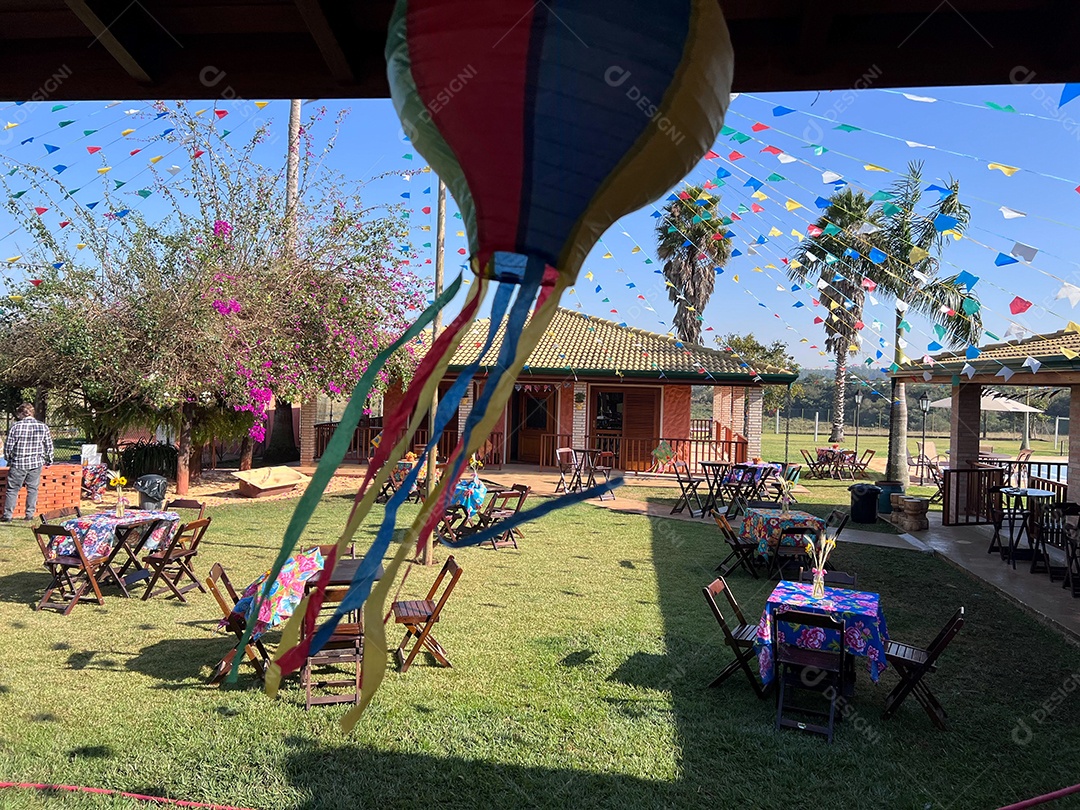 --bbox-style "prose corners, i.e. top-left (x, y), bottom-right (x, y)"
top-left (927, 395), bottom-right (1042, 413)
